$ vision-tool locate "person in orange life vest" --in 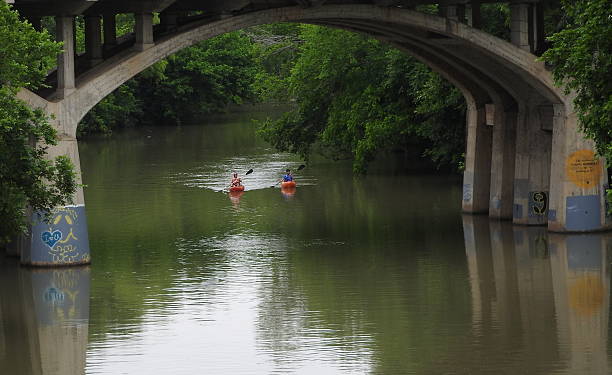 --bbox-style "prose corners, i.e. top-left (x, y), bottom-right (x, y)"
top-left (230, 172), bottom-right (242, 187)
